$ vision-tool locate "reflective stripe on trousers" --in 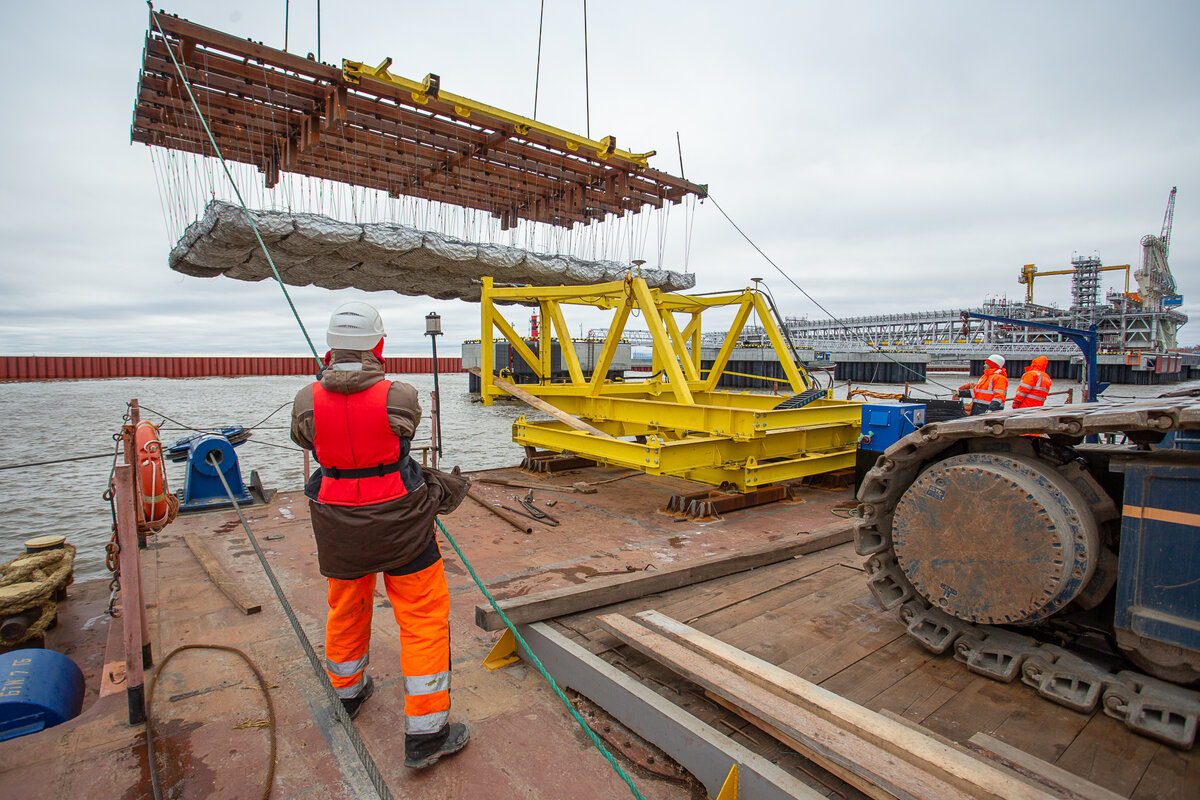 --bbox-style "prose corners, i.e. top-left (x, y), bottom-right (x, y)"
top-left (324, 559), bottom-right (451, 732)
